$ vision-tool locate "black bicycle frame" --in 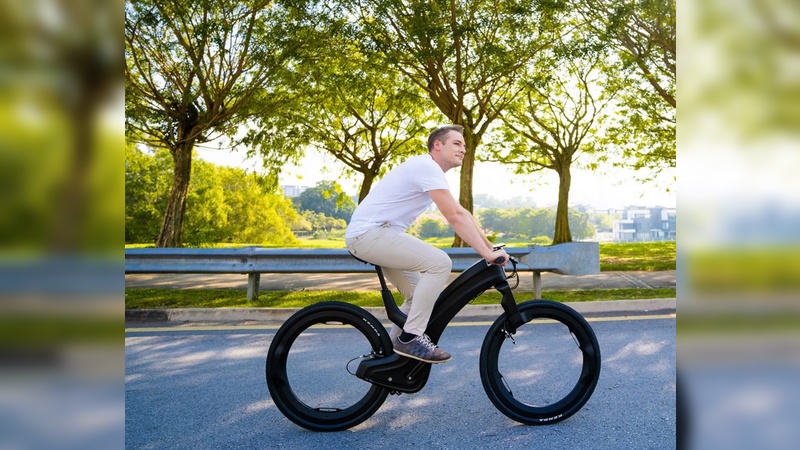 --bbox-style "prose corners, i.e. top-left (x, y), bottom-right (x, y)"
top-left (355, 258), bottom-right (525, 393)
